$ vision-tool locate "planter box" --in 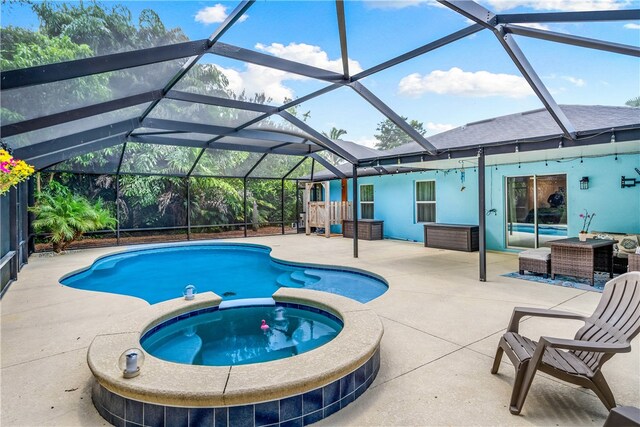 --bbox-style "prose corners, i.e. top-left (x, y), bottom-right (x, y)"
top-left (343, 220), bottom-right (384, 240)
top-left (424, 223), bottom-right (479, 252)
